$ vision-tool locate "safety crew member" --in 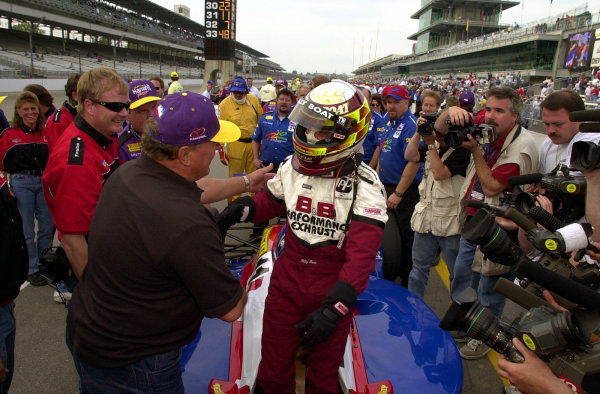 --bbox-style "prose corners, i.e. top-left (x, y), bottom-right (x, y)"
top-left (167, 71), bottom-right (183, 95)
top-left (218, 77), bottom-right (263, 202)
top-left (259, 77), bottom-right (276, 106)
